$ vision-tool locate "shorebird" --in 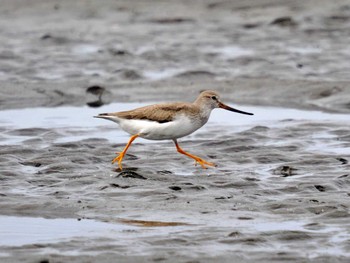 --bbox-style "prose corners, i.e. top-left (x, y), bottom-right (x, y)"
top-left (95, 90), bottom-right (253, 170)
